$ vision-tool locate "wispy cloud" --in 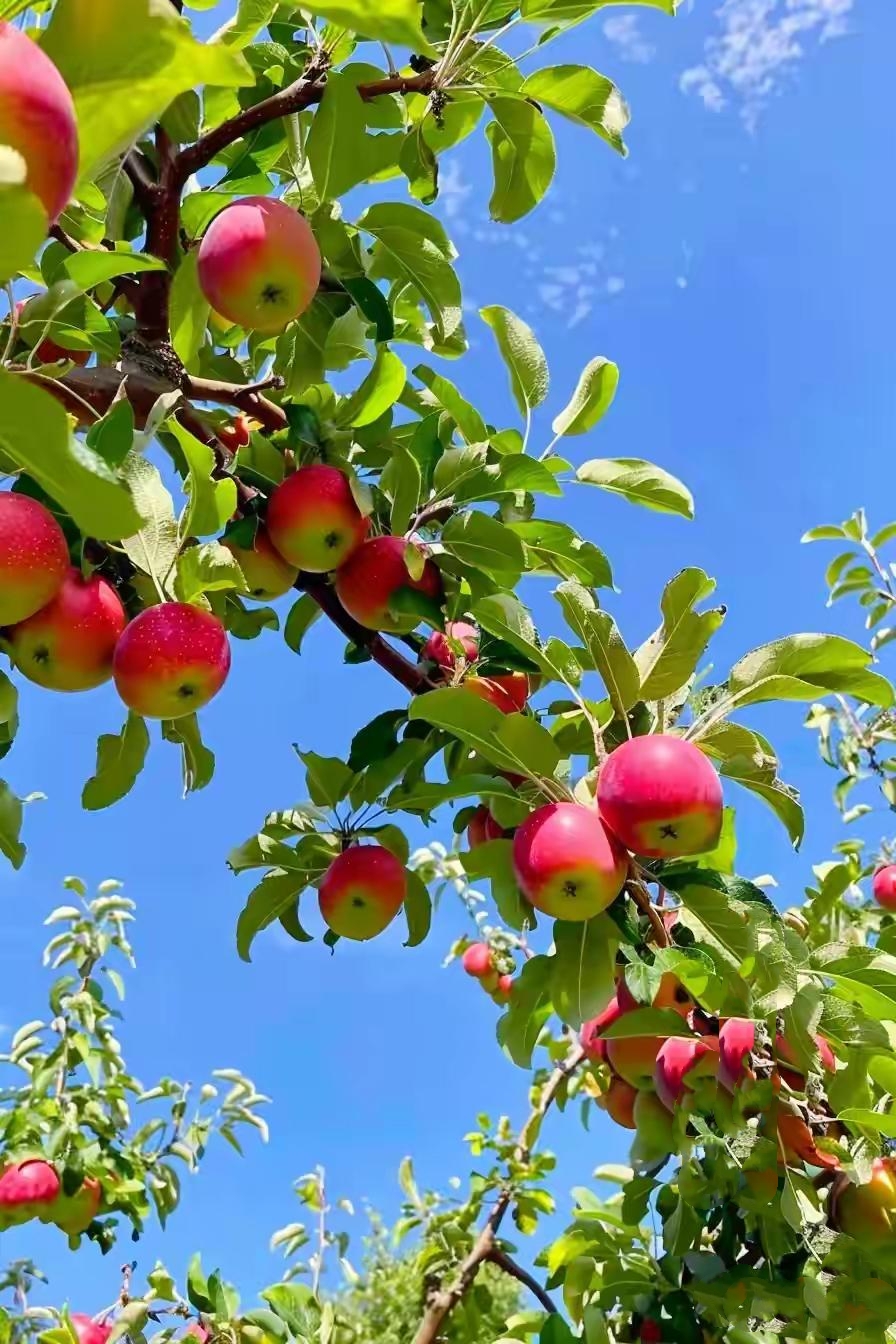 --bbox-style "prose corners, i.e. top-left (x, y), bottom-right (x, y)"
top-left (603, 13), bottom-right (656, 64)
top-left (681, 0), bottom-right (854, 129)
